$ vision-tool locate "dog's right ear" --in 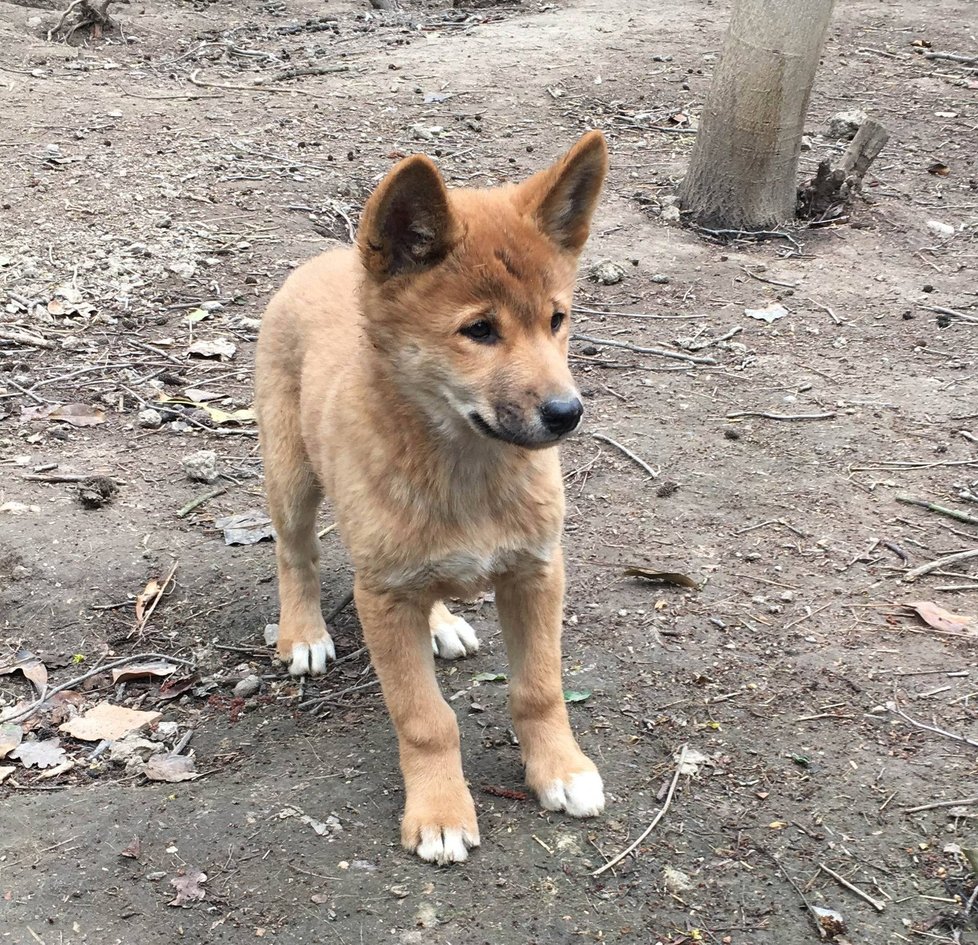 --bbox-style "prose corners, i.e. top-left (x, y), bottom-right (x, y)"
top-left (357, 155), bottom-right (456, 280)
